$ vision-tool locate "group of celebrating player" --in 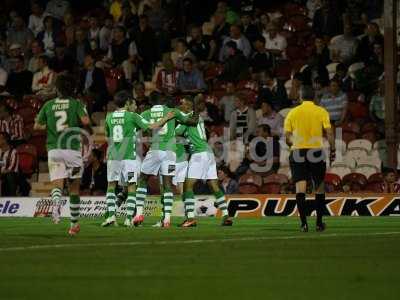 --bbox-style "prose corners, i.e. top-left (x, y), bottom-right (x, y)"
top-left (34, 74), bottom-right (232, 236)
